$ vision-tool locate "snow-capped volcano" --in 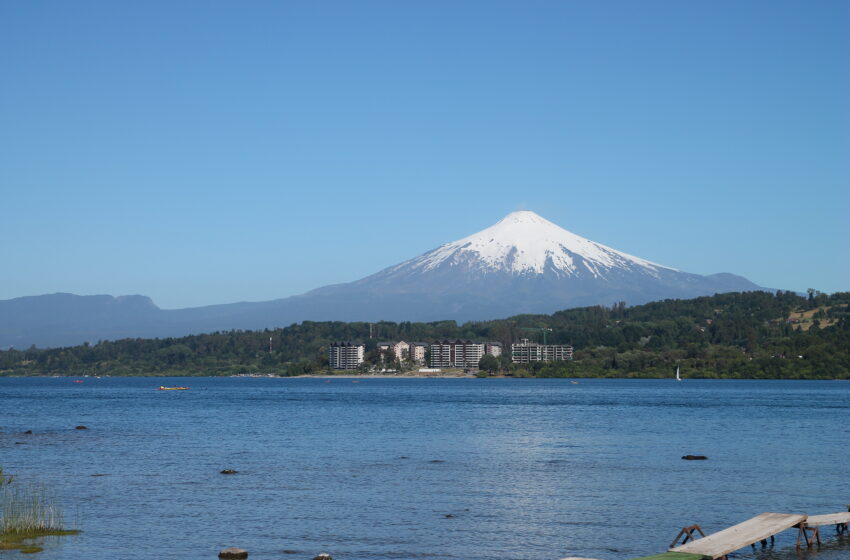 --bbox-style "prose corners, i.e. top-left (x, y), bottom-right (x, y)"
top-left (0, 211), bottom-right (766, 347)
top-left (398, 210), bottom-right (674, 279)
top-left (307, 210), bottom-right (763, 318)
